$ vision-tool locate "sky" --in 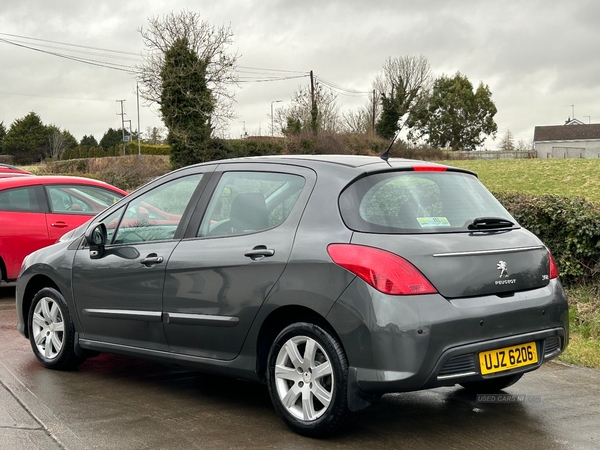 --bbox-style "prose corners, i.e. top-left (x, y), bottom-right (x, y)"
top-left (1, 0), bottom-right (599, 149)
